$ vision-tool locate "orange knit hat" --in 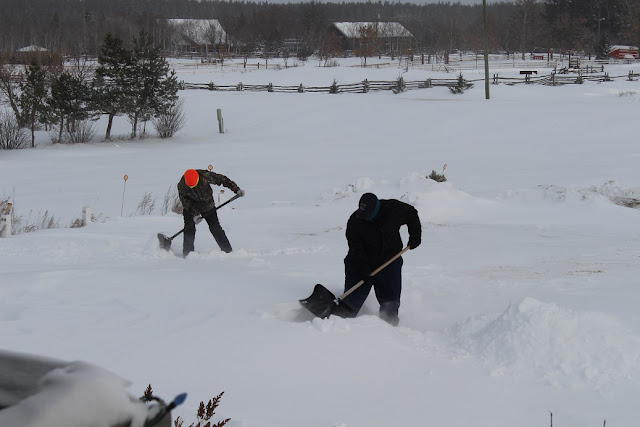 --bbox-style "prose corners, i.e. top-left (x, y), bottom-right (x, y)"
top-left (184, 169), bottom-right (199, 188)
